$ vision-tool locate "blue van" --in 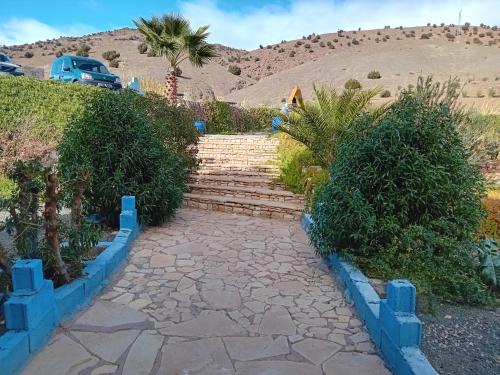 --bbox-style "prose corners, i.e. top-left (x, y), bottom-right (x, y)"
top-left (49, 55), bottom-right (122, 89)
